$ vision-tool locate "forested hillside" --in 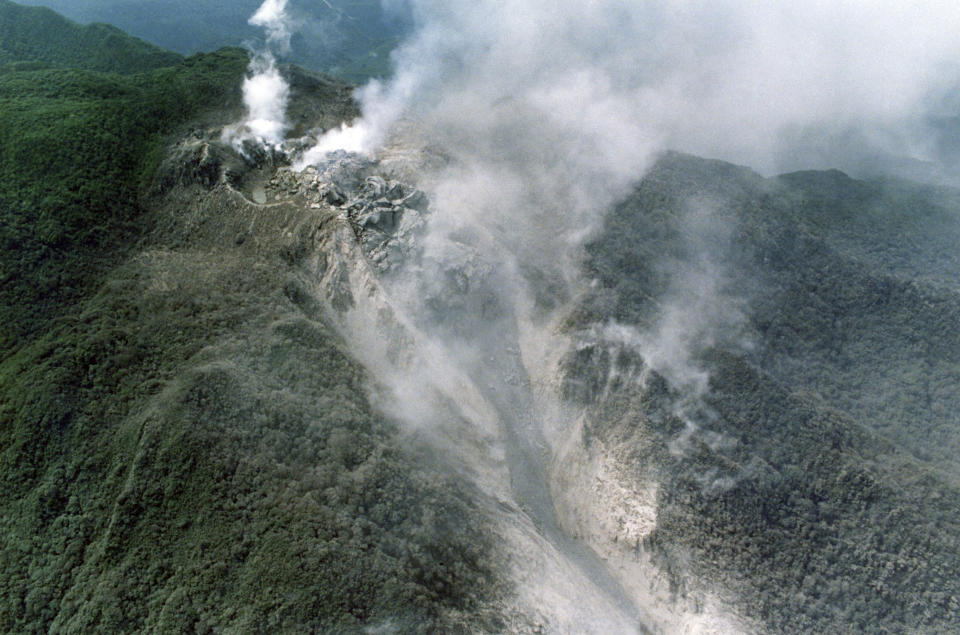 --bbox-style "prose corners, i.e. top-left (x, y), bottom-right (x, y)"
top-left (3, 2), bottom-right (960, 632)
top-left (0, 0), bottom-right (182, 73)
top-left (11, 0), bottom-right (410, 81)
top-left (0, 45), bottom-right (249, 353)
top-left (583, 155), bottom-right (960, 476)
top-left (566, 153), bottom-right (960, 631)
top-left (1, 8), bottom-right (502, 632)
